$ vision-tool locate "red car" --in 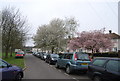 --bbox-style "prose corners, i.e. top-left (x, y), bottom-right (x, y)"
top-left (15, 52), bottom-right (24, 58)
